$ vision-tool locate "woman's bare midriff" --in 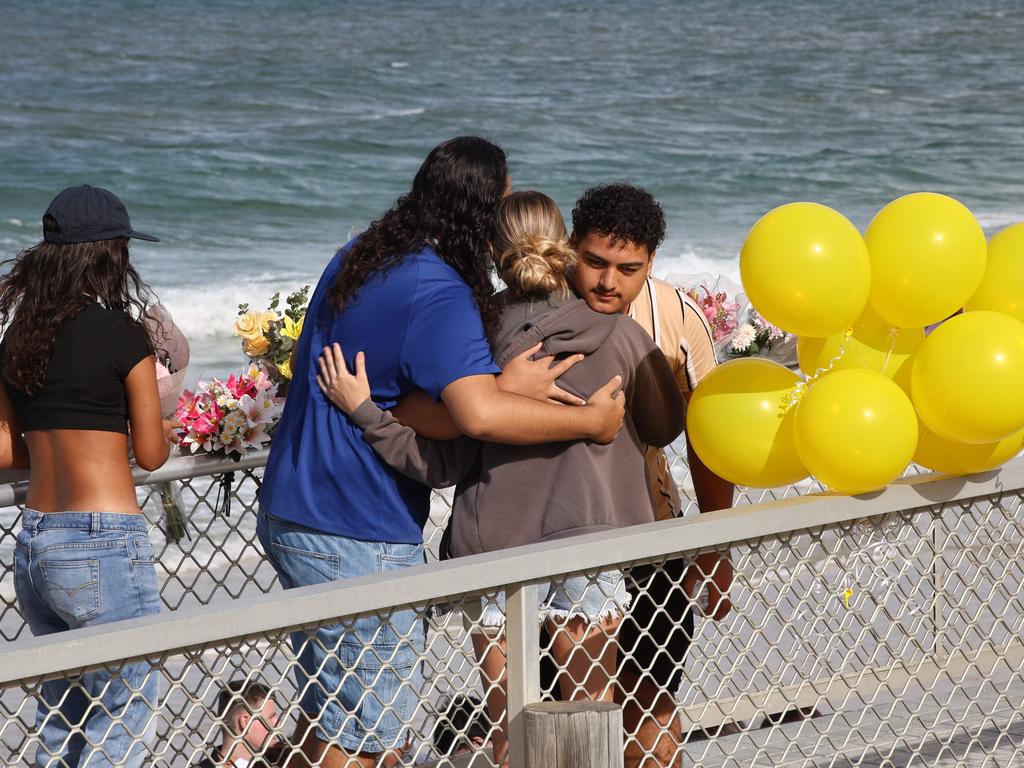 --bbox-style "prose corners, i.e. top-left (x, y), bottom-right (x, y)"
top-left (24, 430), bottom-right (141, 514)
